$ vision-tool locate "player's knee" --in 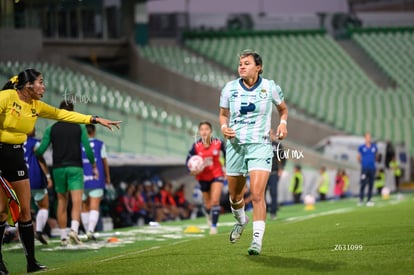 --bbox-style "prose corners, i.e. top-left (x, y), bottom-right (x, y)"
top-left (250, 192), bottom-right (264, 204)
